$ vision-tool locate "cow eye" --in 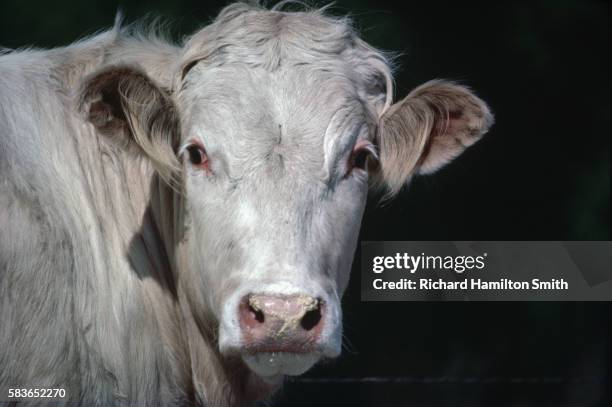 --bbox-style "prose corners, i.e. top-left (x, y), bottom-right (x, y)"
top-left (187, 145), bottom-right (204, 164)
top-left (348, 142), bottom-right (375, 174)
top-left (352, 149), bottom-right (370, 170)
top-left (186, 144), bottom-right (209, 170)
